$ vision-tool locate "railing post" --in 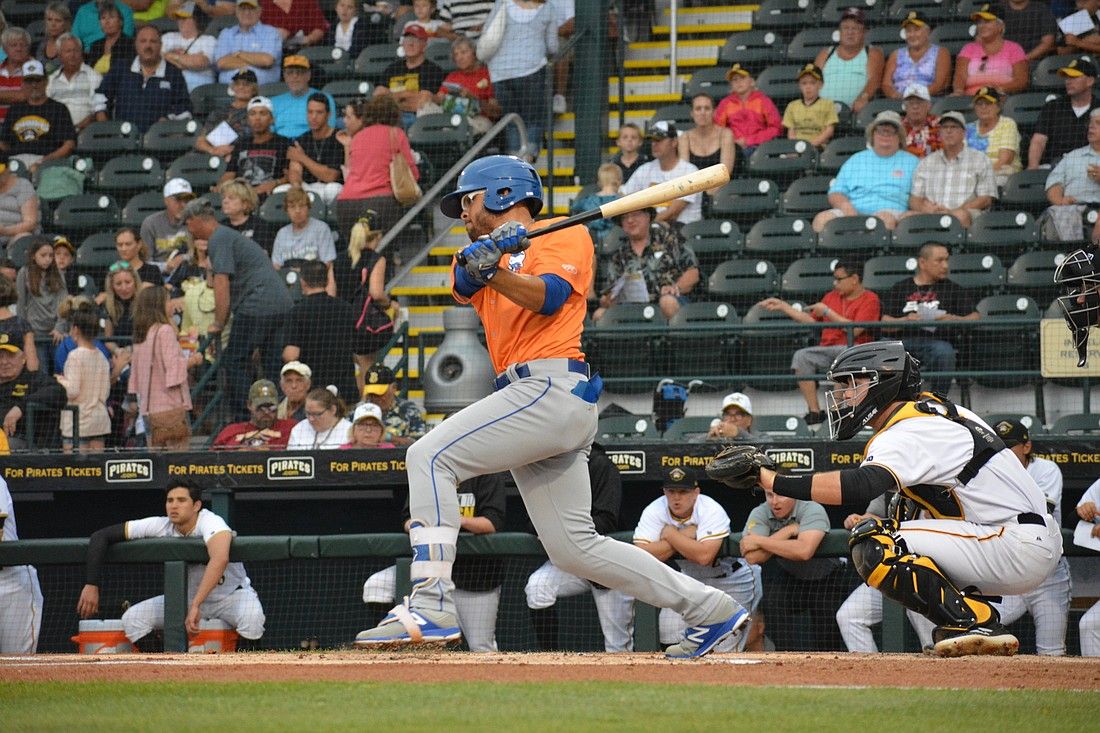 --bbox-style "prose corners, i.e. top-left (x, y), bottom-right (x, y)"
top-left (632, 602), bottom-right (659, 652)
top-left (881, 598), bottom-right (906, 652)
top-left (163, 560), bottom-right (188, 653)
